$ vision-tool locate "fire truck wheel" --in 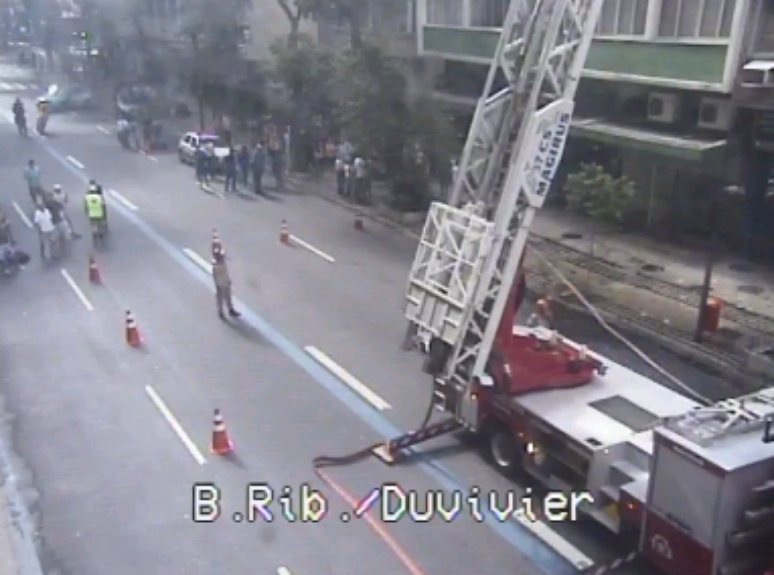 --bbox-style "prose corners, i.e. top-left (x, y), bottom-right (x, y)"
top-left (484, 423), bottom-right (520, 477)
